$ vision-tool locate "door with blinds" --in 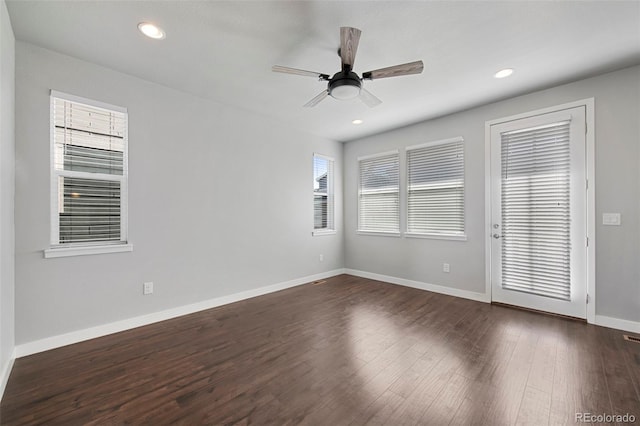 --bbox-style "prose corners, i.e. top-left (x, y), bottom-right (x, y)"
top-left (490, 107), bottom-right (587, 318)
